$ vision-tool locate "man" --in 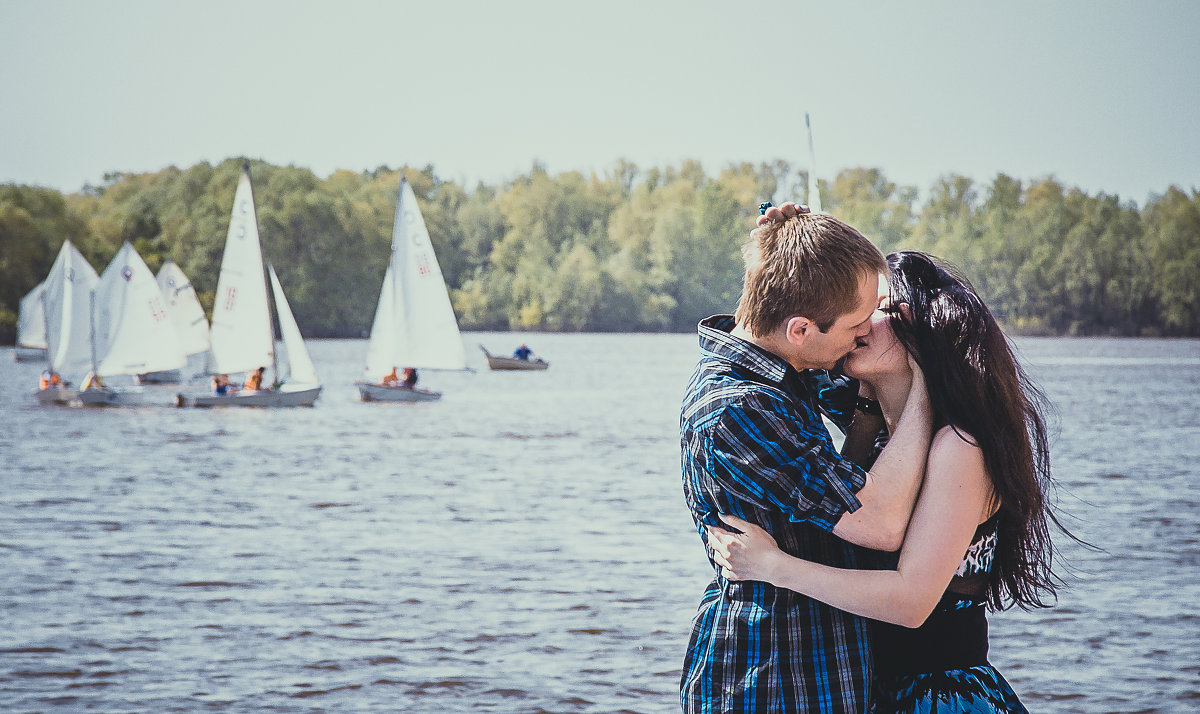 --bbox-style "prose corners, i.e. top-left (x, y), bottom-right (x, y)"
top-left (680, 204), bottom-right (934, 713)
